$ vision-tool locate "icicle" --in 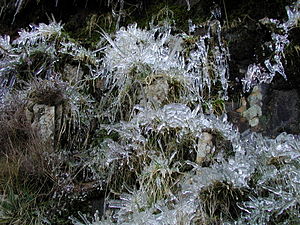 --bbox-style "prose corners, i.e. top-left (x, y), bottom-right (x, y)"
top-left (185, 0), bottom-right (191, 11)
top-left (242, 2), bottom-right (299, 92)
